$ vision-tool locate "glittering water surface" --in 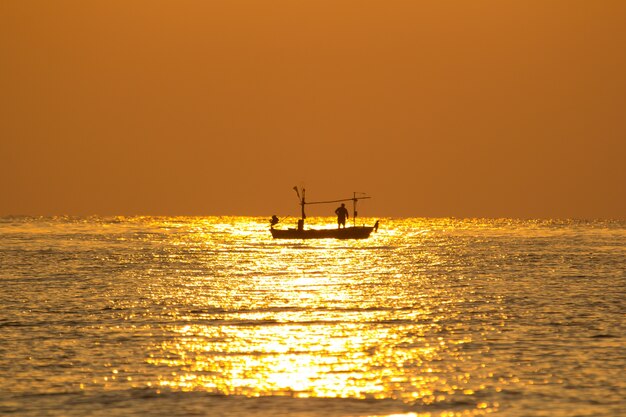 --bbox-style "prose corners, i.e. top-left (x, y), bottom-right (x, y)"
top-left (0, 217), bottom-right (624, 417)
